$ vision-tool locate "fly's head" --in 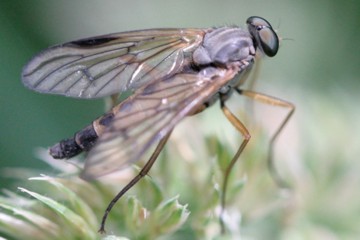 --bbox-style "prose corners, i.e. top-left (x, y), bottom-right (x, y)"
top-left (247, 16), bottom-right (279, 57)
